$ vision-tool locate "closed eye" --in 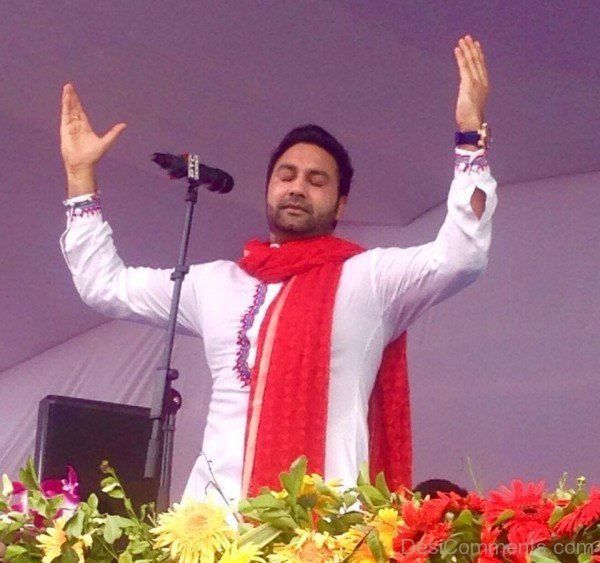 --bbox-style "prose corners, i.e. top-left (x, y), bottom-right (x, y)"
top-left (276, 165), bottom-right (296, 182)
top-left (309, 172), bottom-right (328, 186)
